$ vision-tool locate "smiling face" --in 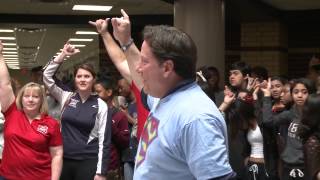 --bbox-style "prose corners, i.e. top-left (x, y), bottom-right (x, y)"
top-left (74, 68), bottom-right (95, 93)
top-left (136, 41), bottom-right (167, 98)
top-left (22, 87), bottom-right (42, 116)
